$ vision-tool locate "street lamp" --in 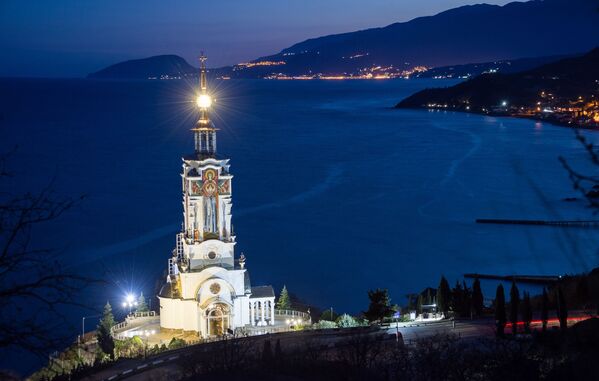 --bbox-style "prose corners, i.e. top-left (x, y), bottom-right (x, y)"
top-left (123, 293), bottom-right (138, 315)
top-left (78, 314), bottom-right (100, 362)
